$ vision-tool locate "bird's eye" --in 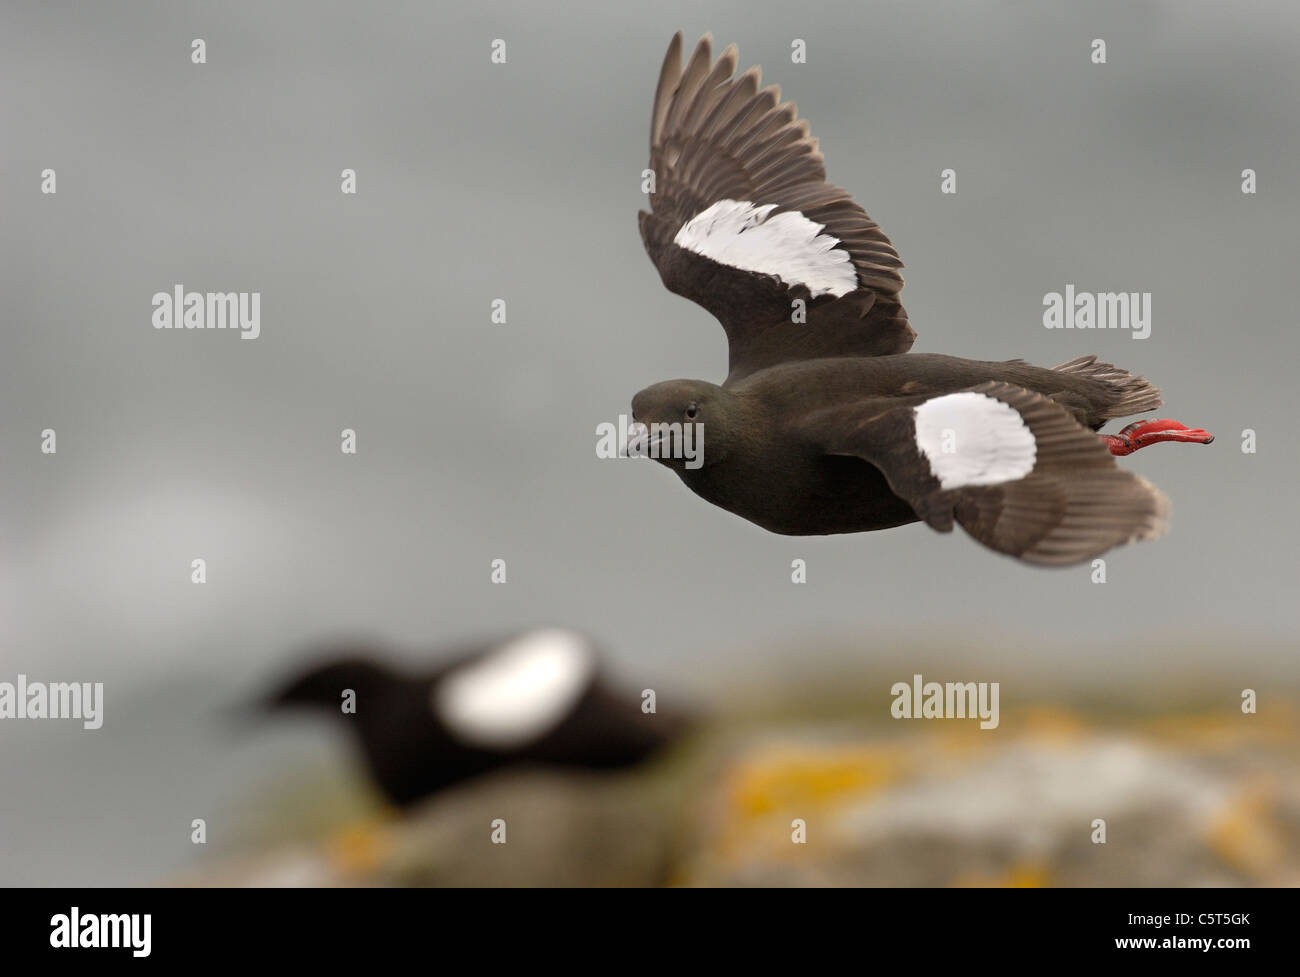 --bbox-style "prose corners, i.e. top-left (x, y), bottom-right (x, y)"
top-left (685, 402), bottom-right (699, 420)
